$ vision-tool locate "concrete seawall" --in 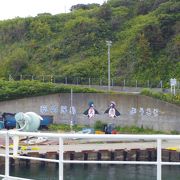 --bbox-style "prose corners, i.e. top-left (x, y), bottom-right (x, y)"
top-left (0, 93), bottom-right (179, 132)
top-left (0, 148), bottom-right (180, 167)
